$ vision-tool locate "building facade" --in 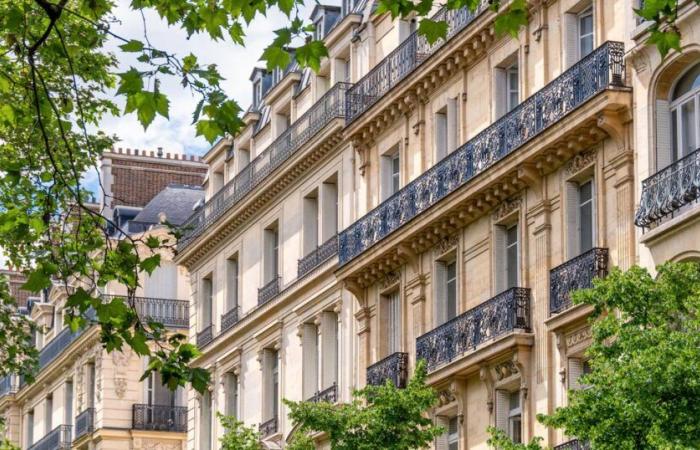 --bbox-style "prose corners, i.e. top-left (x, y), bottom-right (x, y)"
top-left (175, 0), bottom-right (663, 449)
top-left (0, 152), bottom-right (203, 450)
